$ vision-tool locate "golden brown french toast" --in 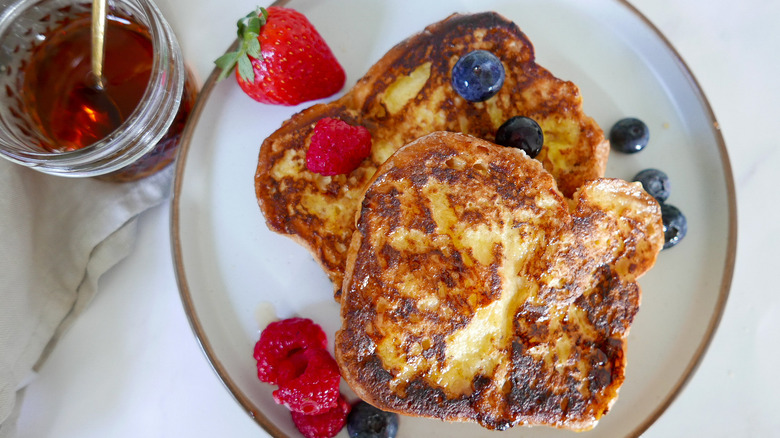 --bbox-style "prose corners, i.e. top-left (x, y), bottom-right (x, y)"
top-left (255, 11), bottom-right (609, 297)
top-left (334, 132), bottom-right (663, 431)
